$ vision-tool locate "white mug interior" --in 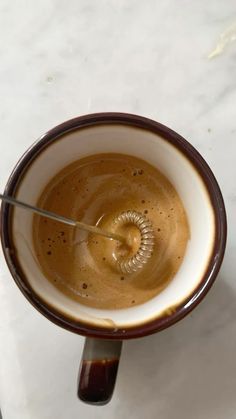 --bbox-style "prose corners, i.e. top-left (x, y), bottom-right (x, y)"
top-left (11, 124), bottom-right (215, 329)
